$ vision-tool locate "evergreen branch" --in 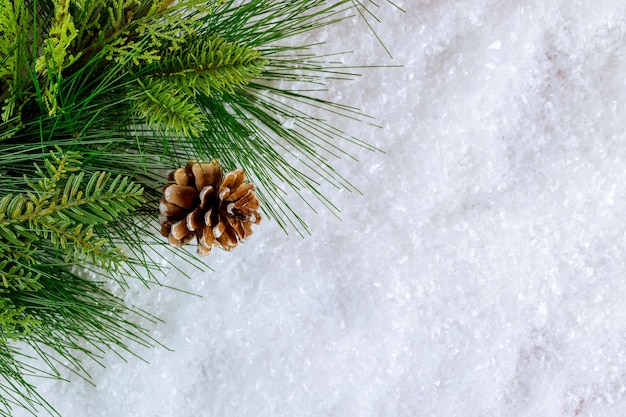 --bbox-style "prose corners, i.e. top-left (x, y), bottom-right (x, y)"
top-left (108, 0), bottom-right (140, 30)
top-left (0, 298), bottom-right (40, 339)
top-left (128, 77), bottom-right (207, 137)
top-left (0, 145), bottom-right (152, 416)
top-left (127, 33), bottom-right (266, 137)
top-left (89, 0), bottom-right (216, 65)
top-left (71, 0), bottom-right (107, 39)
top-left (31, 147), bottom-right (82, 195)
top-left (0, 259), bottom-right (42, 293)
top-left (0, 340), bottom-right (60, 417)
top-left (1, 259), bottom-right (161, 417)
top-left (0, 149), bottom-right (145, 269)
top-left (147, 34), bottom-right (267, 97)
top-left (0, 0), bottom-right (31, 136)
top-left (35, 0), bottom-right (82, 116)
